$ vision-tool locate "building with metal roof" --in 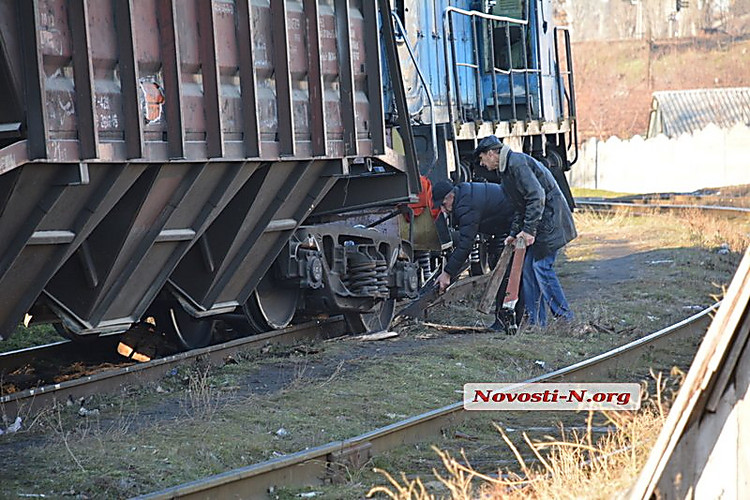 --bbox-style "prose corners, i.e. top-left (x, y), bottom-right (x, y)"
top-left (647, 87), bottom-right (750, 138)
